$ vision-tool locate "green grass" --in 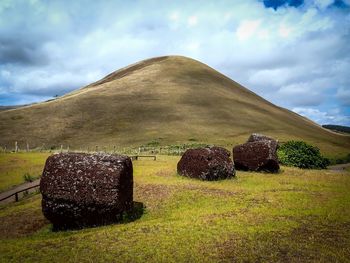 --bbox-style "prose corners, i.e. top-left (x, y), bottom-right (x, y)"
top-left (0, 152), bottom-right (50, 191)
top-left (1, 153), bottom-right (350, 262)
